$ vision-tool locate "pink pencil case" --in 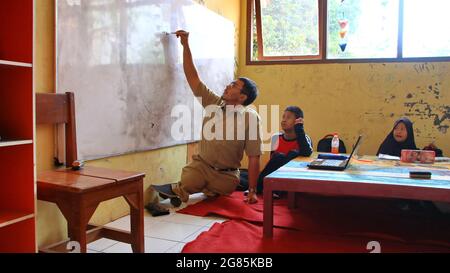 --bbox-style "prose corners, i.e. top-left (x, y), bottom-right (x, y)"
top-left (401, 150), bottom-right (435, 164)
